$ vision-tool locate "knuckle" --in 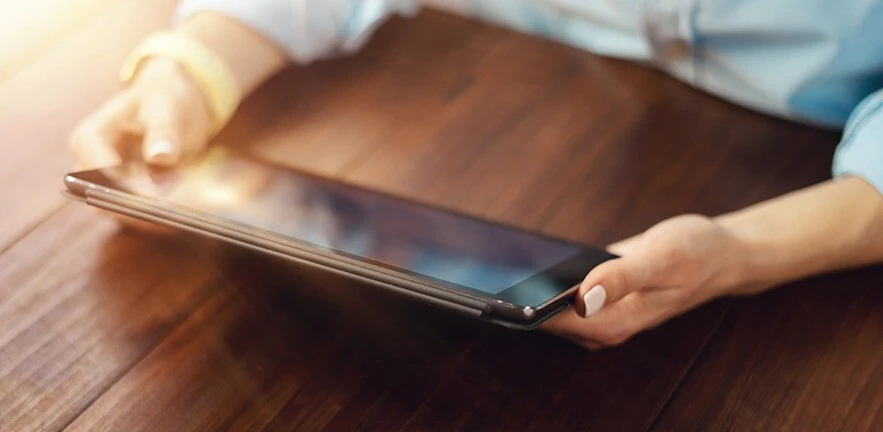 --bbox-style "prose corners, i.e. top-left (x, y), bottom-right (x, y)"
top-left (69, 125), bottom-right (93, 153)
top-left (643, 239), bottom-right (684, 266)
top-left (69, 129), bottom-right (83, 149)
top-left (677, 213), bottom-right (708, 223)
top-left (601, 266), bottom-right (629, 294)
top-left (660, 245), bottom-right (687, 263)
